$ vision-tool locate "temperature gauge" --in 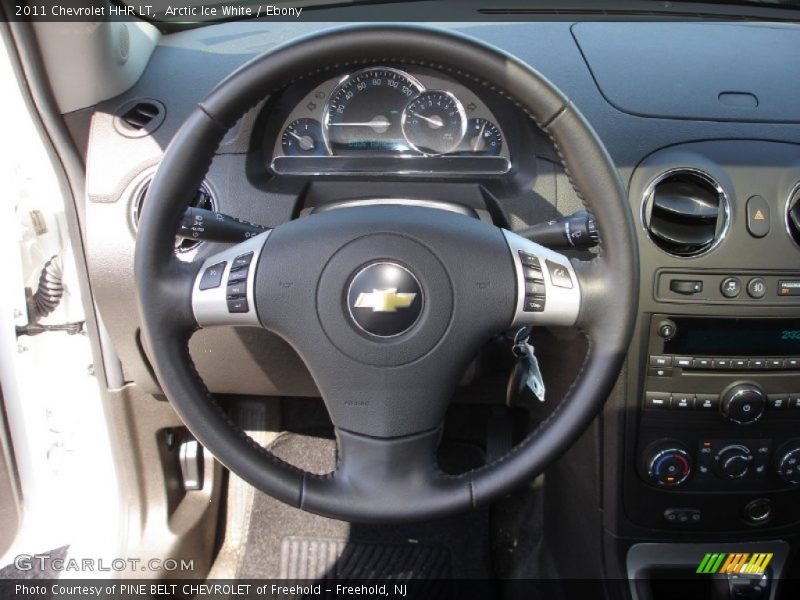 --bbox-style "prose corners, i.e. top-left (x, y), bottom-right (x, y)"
top-left (281, 118), bottom-right (325, 156)
top-left (464, 118), bottom-right (503, 156)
